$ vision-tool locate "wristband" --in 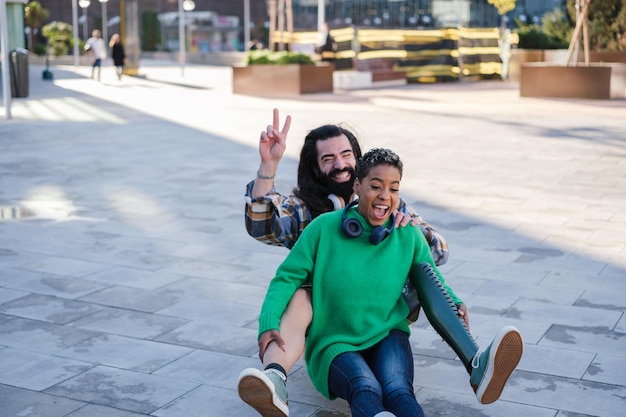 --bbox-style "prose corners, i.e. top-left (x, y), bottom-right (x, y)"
top-left (256, 170), bottom-right (275, 180)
